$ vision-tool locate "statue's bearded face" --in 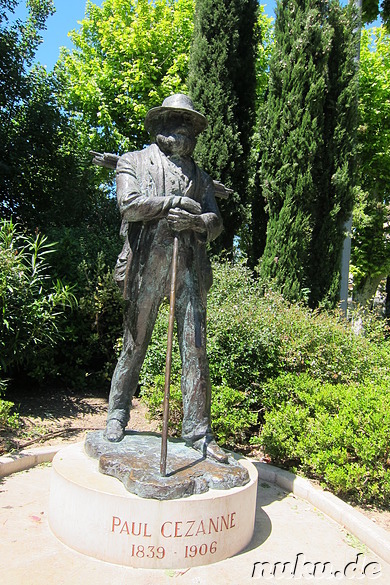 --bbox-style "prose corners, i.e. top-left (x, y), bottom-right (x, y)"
top-left (155, 113), bottom-right (196, 157)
